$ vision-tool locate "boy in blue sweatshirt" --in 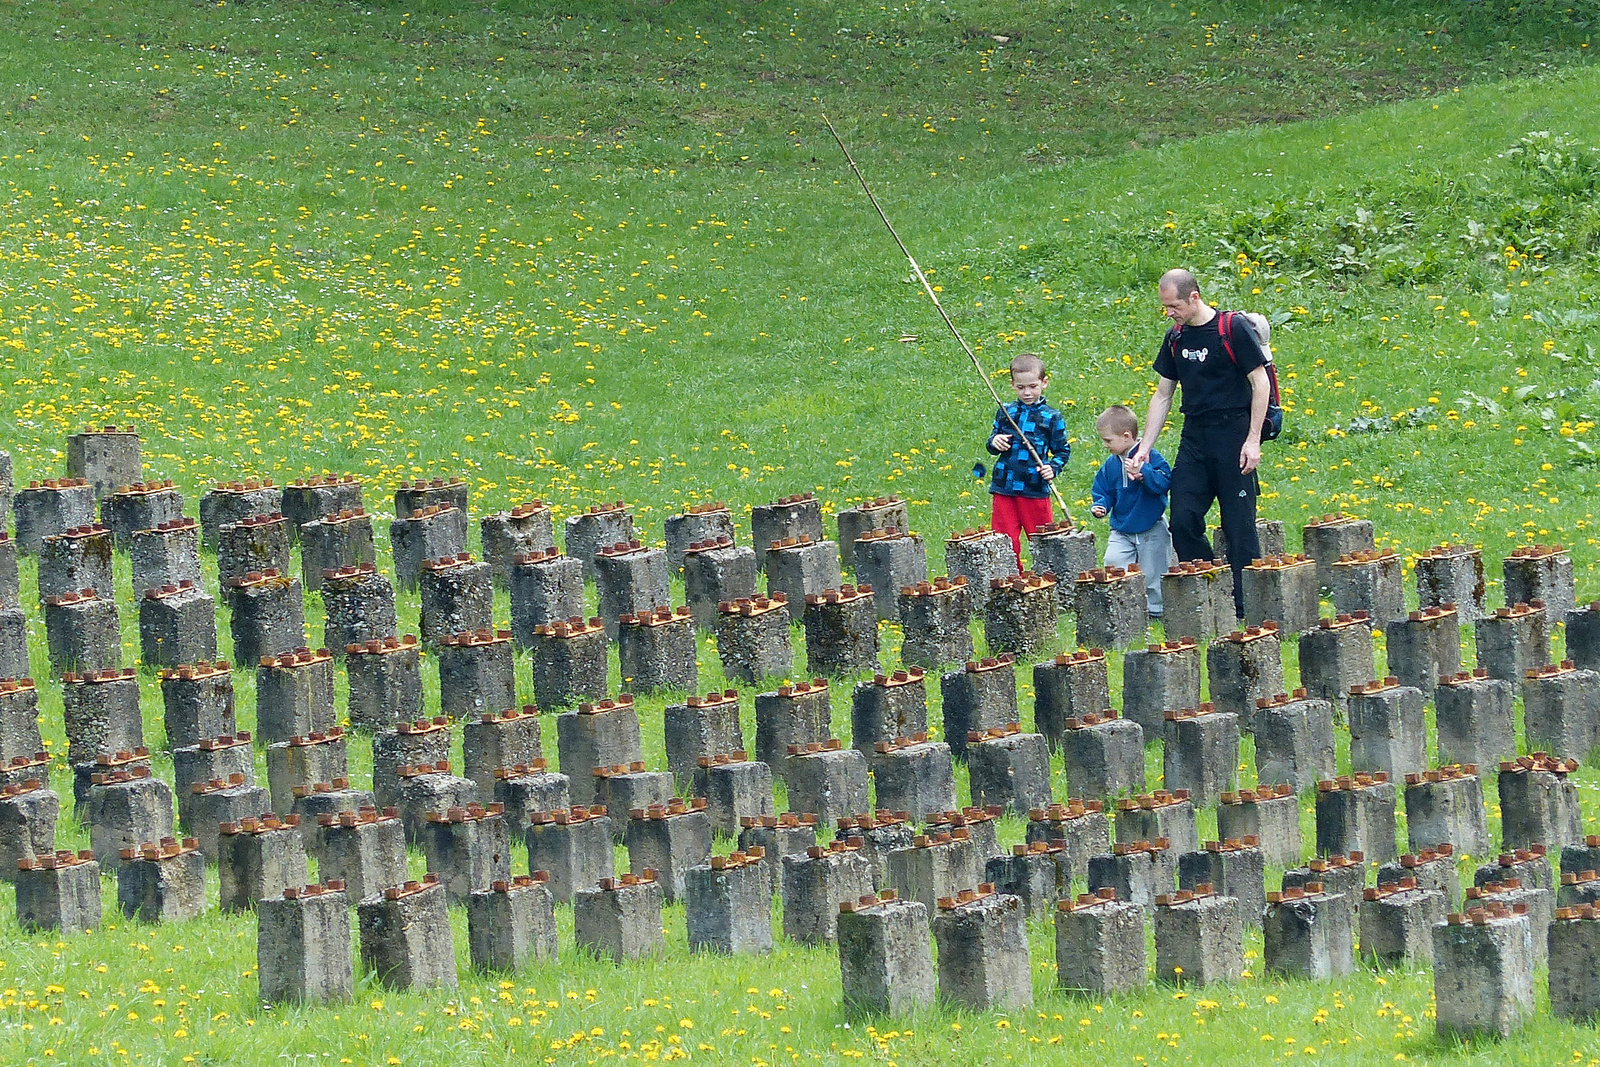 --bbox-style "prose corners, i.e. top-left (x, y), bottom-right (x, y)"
top-left (1089, 405), bottom-right (1172, 616)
